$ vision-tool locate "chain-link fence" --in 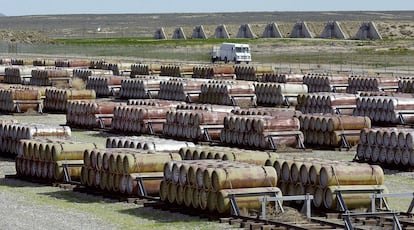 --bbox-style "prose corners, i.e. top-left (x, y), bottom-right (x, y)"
top-left (1, 41), bottom-right (412, 75)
